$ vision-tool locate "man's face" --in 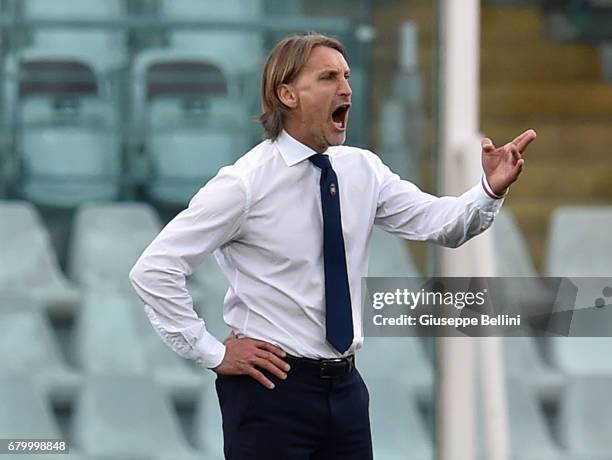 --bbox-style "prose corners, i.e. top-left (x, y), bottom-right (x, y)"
top-left (281, 46), bottom-right (352, 153)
